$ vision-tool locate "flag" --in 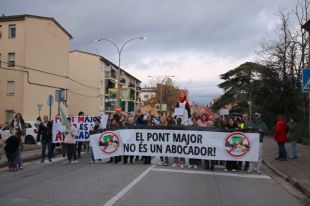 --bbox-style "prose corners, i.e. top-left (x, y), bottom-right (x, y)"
top-left (60, 107), bottom-right (71, 131)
